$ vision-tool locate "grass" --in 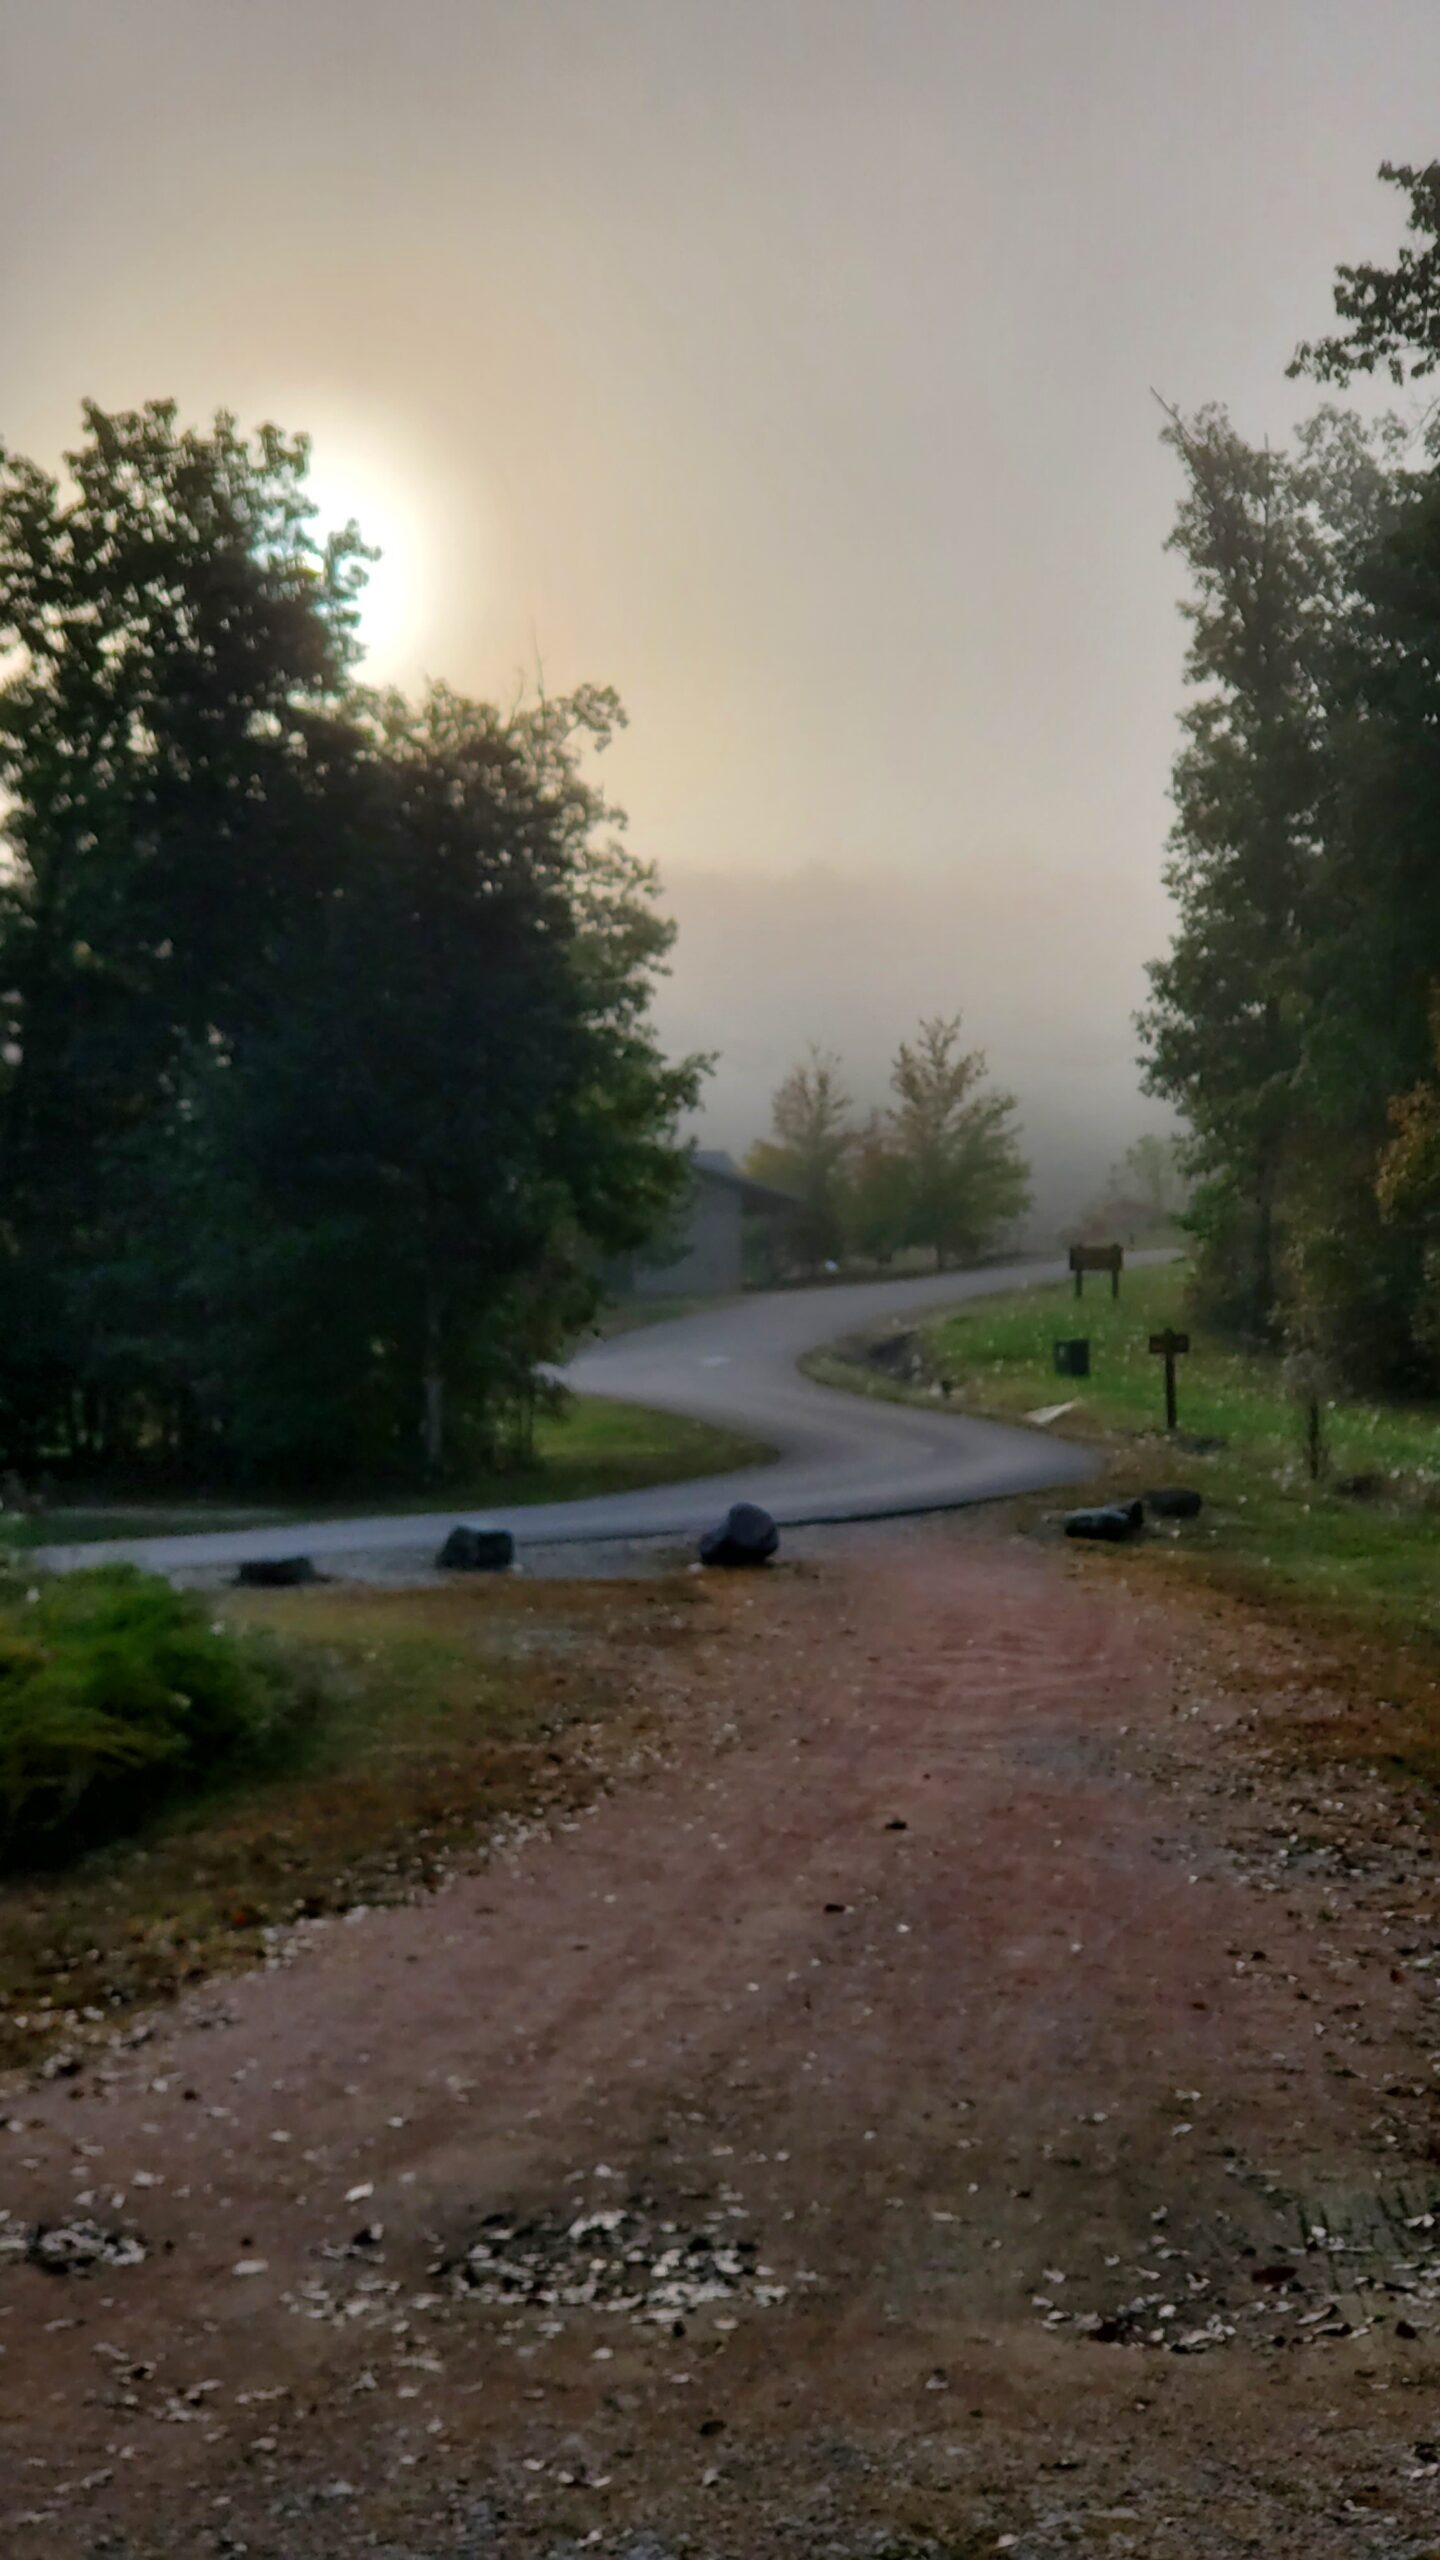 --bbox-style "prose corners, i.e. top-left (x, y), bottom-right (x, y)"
top-left (812, 1262), bottom-right (1440, 1653)
top-left (0, 1567), bottom-right (317, 1865)
top-left (0, 1574), bottom-right (708, 2072)
top-left (3, 1393), bottom-right (773, 1550)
